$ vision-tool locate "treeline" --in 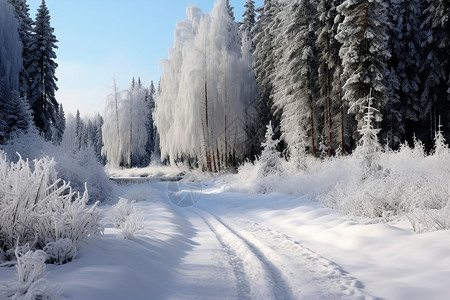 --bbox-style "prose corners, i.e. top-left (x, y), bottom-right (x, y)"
top-left (152, 0), bottom-right (448, 170)
top-left (0, 0), bottom-right (64, 144)
top-left (102, 78), bottom-right (159, 168)
top-left (251, 0), bottom-right (448, 157)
